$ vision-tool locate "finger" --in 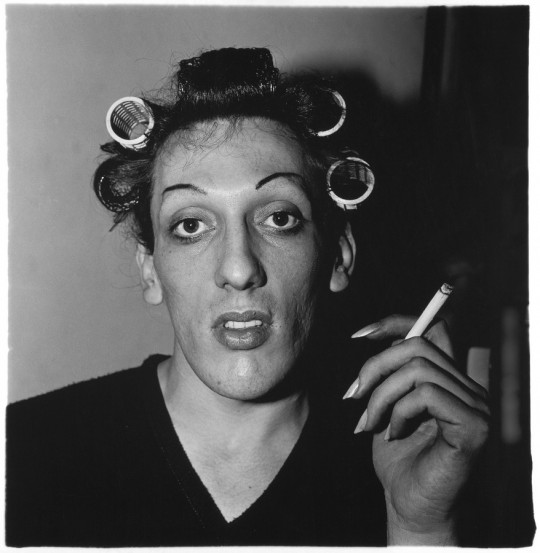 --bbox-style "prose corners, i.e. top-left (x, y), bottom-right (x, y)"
top-left (390, 318), bottom-right (451, 343)
top-left (346, 337), bottom-right (487, 401)
top-left (351, 315), bottom-right (416, 340)
top-left (386, 383), bottom-right (490, 454)
top-left (352, 316), bottom-right (454, 358)
top-left (424, 319), bottom-right (454, 358)
top-left (358, 358), bottom-right (490, 433)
